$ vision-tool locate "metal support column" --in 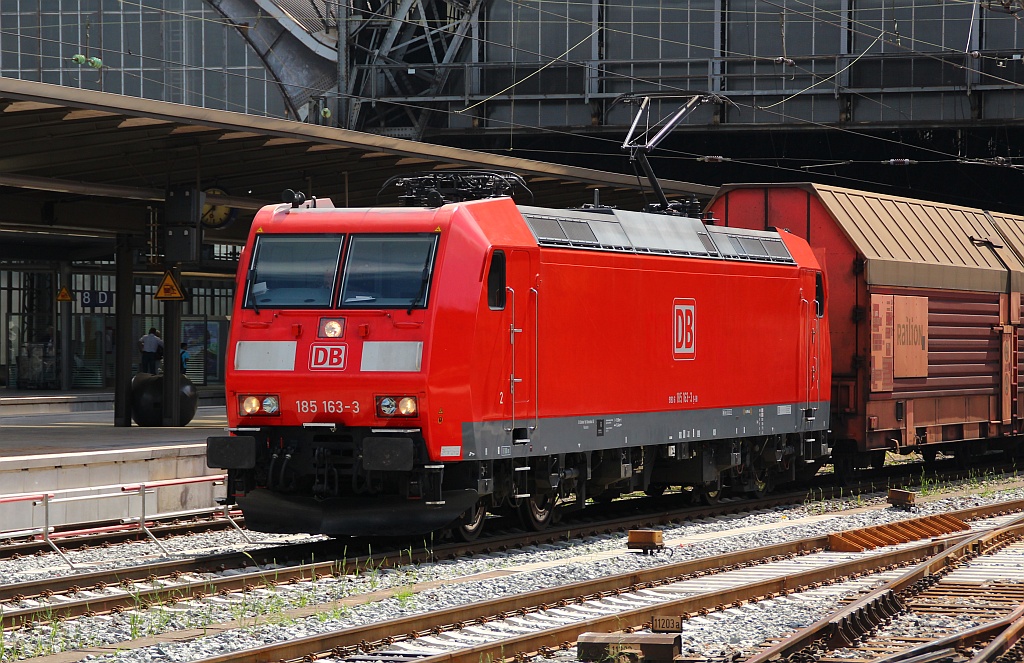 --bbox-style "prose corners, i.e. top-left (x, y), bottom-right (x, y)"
top-left (114, 234), bottom-right (134, 427)
top-left (336, 0), bottom-right (349, 129)
top-left (59, 262), bottom-right (71, 391)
